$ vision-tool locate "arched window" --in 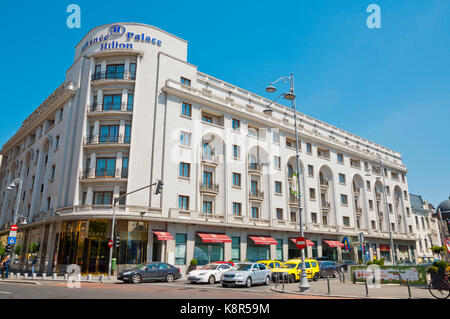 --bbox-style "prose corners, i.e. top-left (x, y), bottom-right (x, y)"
top-left (287, 164), bottom-right (293, 178)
